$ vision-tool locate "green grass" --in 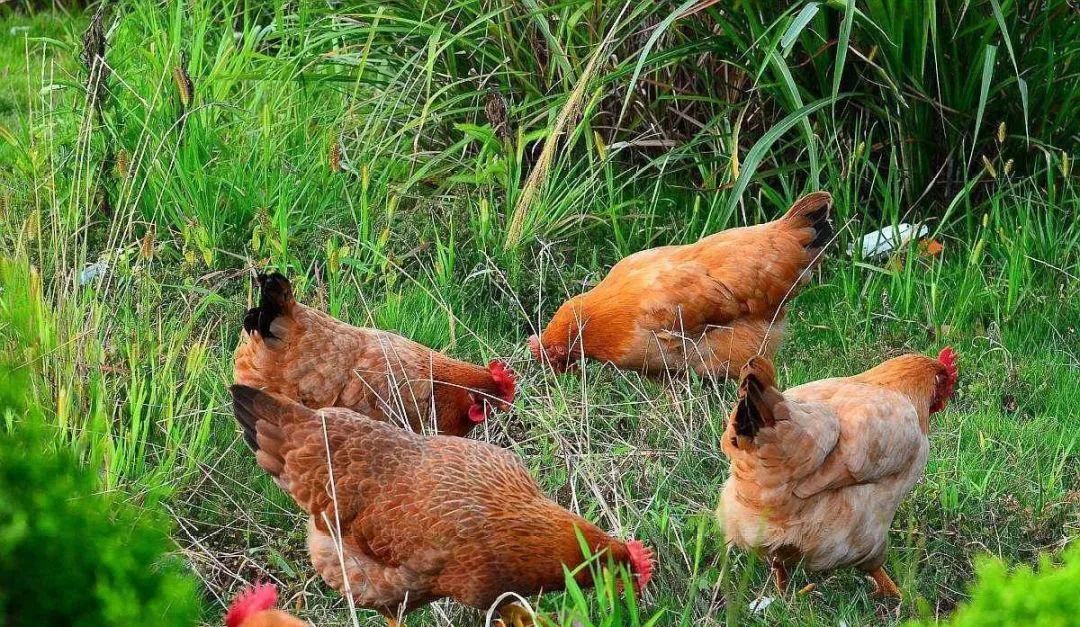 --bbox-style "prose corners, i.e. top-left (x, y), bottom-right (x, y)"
top-left (0, 1), bottom-right (1077, 625)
